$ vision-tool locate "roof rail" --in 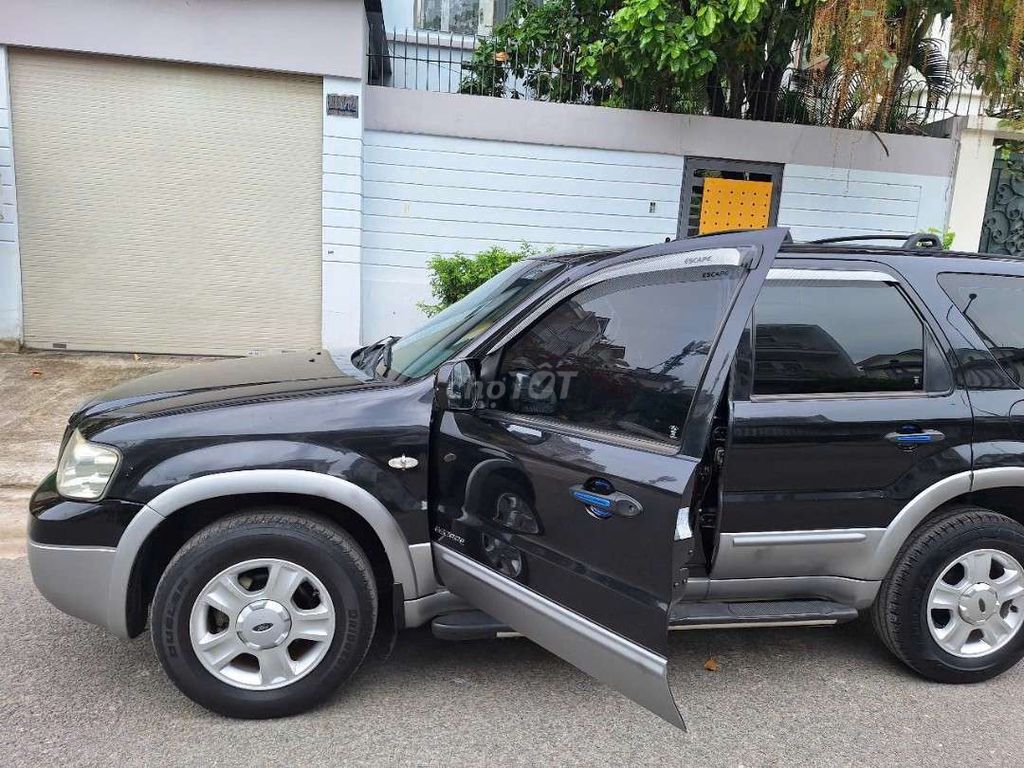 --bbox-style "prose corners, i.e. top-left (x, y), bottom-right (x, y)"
top-left (809, 233), bottom-right (944, 250)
